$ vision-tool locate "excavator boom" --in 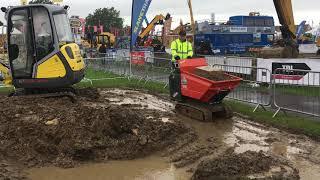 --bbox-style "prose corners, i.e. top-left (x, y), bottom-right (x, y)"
top-left (273, 0), bottom-right (296, 39)
top-left (139, 14), bottom-right (170, 39)
top-left (260, 0), bottom-right (299, 58)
